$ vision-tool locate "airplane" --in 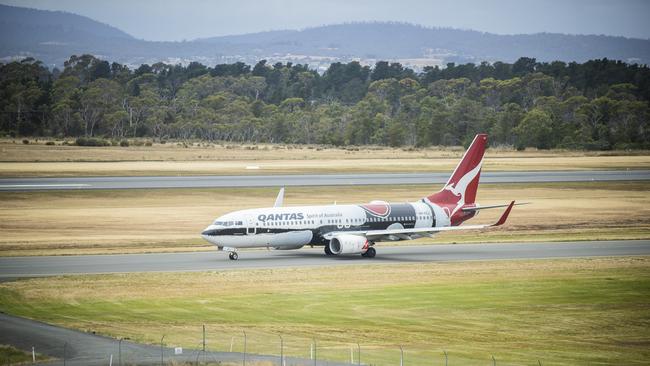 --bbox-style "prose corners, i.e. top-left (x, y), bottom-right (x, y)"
top-left (201, 134), bottom-right (518, 260)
